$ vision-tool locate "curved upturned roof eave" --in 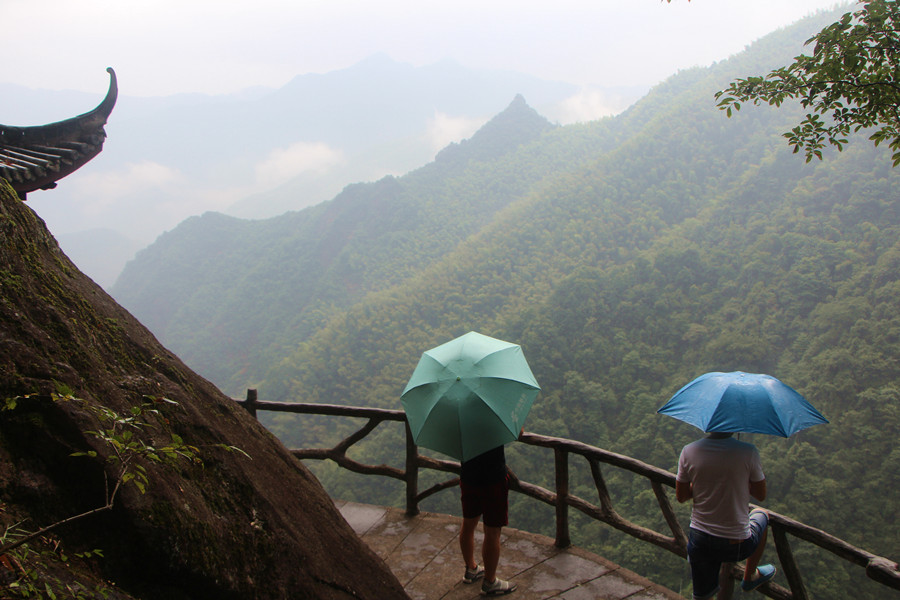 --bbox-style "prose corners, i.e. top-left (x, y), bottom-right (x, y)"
top-left (0, 67), bottom-right (118, 199)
